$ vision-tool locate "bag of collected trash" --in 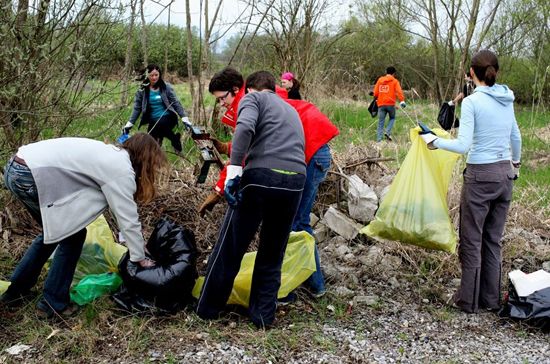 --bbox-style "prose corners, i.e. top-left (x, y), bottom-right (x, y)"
top-left (362, 127), bottom-right (460, 253)
top-left (70, 272), bottom-right (123, 305)
top-left (0, 280), bottom-right (10, 295)
top-left (113, 217), bottom-right (198, 313)
top-left (499, 270), bottom-right (550, 331)
top-left (192, 231), bottom-right (316, 307)
top-left (368, 98), bottom-right (378, 118)
top-left (73, 215), bottom-right (128, 282)
top-left (437, 102), bottom-right (459, 130)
